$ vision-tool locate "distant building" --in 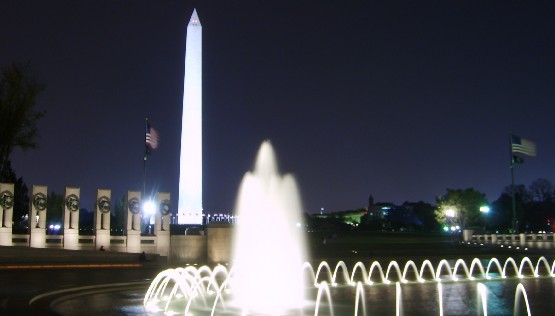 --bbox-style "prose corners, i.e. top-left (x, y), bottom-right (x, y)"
top-left (366, 202), bottom-right (396, 219)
